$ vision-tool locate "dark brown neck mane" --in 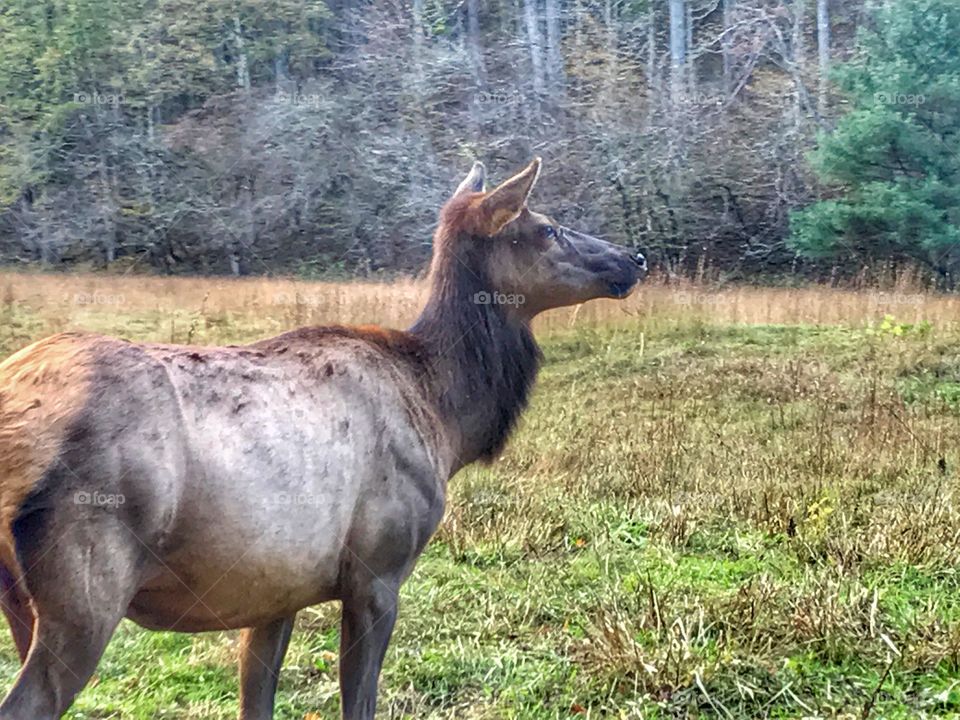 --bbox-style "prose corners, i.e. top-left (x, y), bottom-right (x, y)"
top-left (409, 230), bottom-right (542, 468)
